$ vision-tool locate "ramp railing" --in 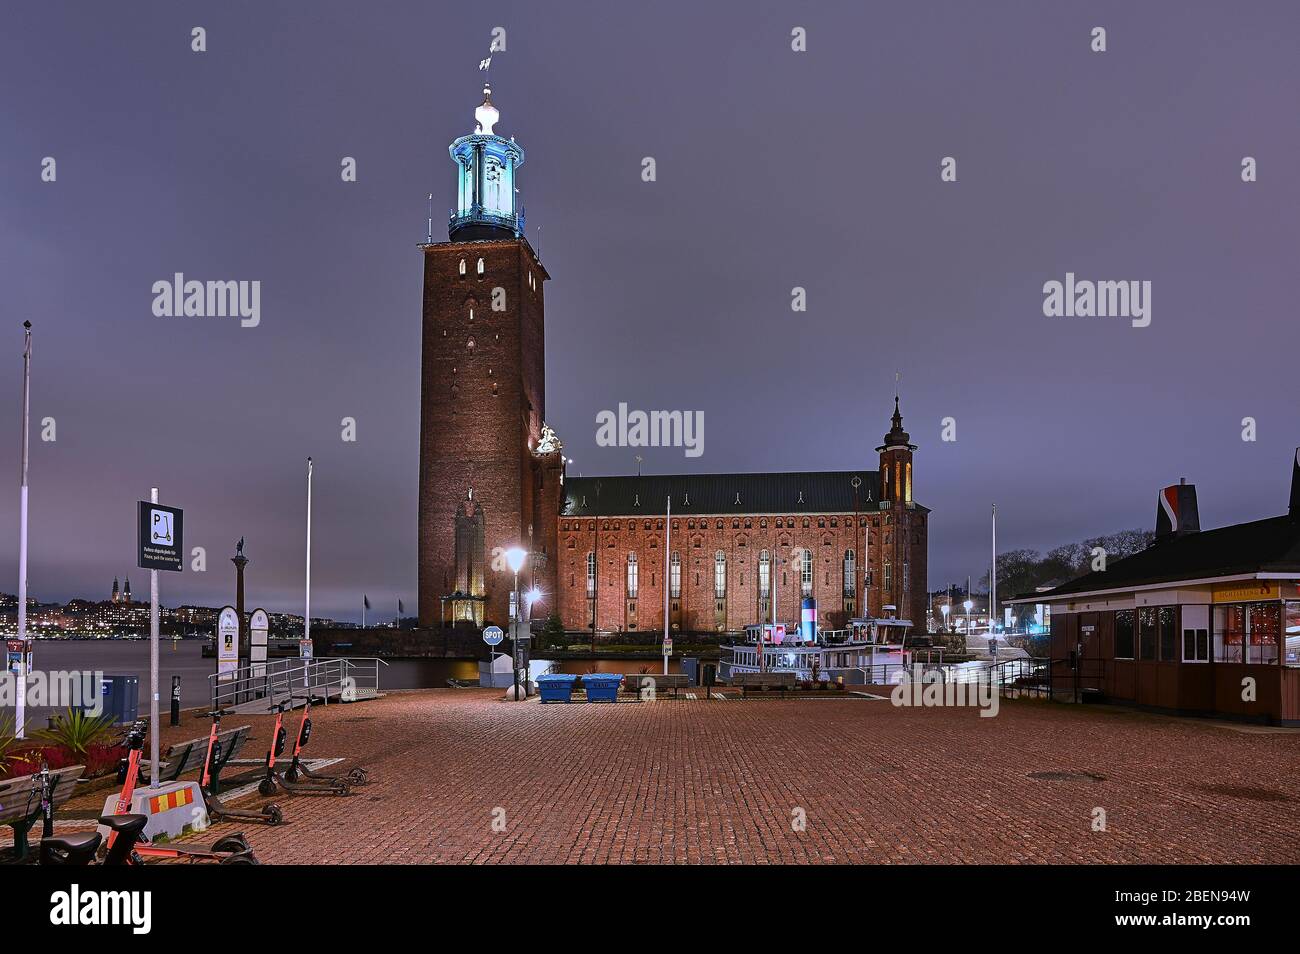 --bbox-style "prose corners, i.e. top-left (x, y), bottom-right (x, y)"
top-left (209, 656), bottom-right (388, 713)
